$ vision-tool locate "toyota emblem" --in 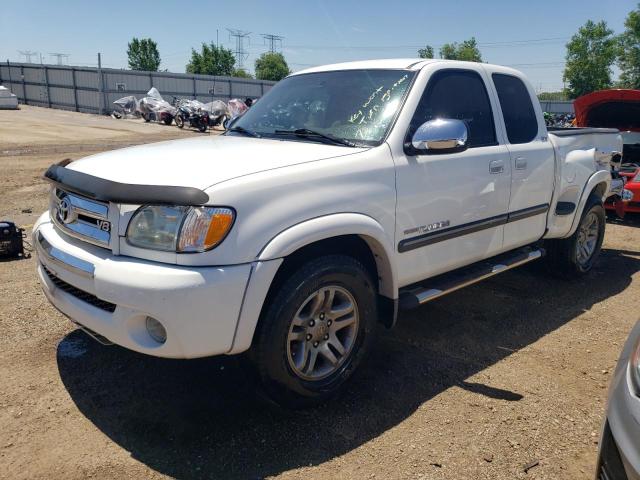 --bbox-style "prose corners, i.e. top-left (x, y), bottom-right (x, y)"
top-left (57, 196), bottom-right (73, 224)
